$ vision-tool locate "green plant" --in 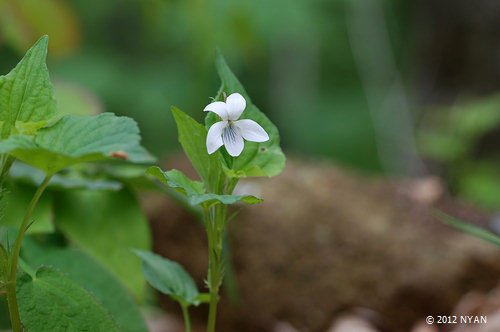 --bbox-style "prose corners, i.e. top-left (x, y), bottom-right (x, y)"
top-left (135, 50), bottom-right (285, 332)
top-left (0, 36), bottom-right (153, 331)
